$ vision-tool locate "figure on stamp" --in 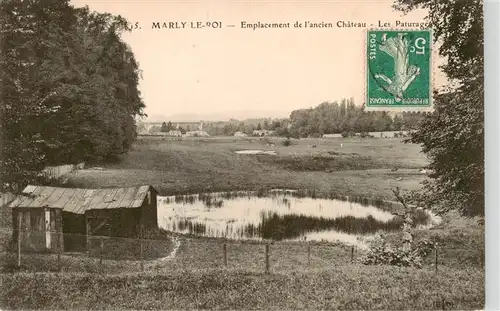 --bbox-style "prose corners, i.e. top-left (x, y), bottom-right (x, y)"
top-left (374, 33), bottom-right (421, 102)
